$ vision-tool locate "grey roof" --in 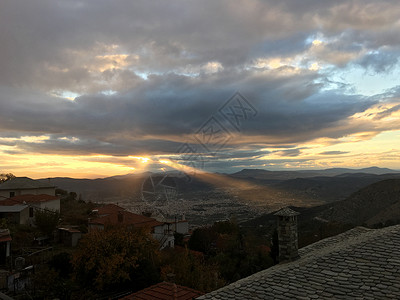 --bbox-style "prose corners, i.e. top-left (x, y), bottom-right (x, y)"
top-left (0, 177), bottom-right (55, 190)
top-left (198, 224), bottom-right (400, 299)
top-left (274, 207), bottom-right (300, 217)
